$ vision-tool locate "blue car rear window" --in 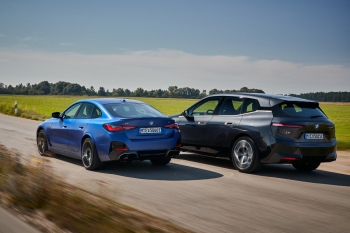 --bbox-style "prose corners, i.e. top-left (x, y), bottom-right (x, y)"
top-left (104, 103), bottom-right (165, 118)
